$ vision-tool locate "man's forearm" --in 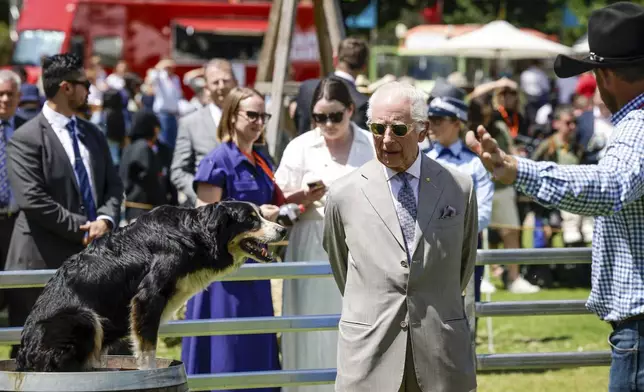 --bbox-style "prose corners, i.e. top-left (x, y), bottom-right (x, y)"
top-left (514, 155), bottom-right (644, 217)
